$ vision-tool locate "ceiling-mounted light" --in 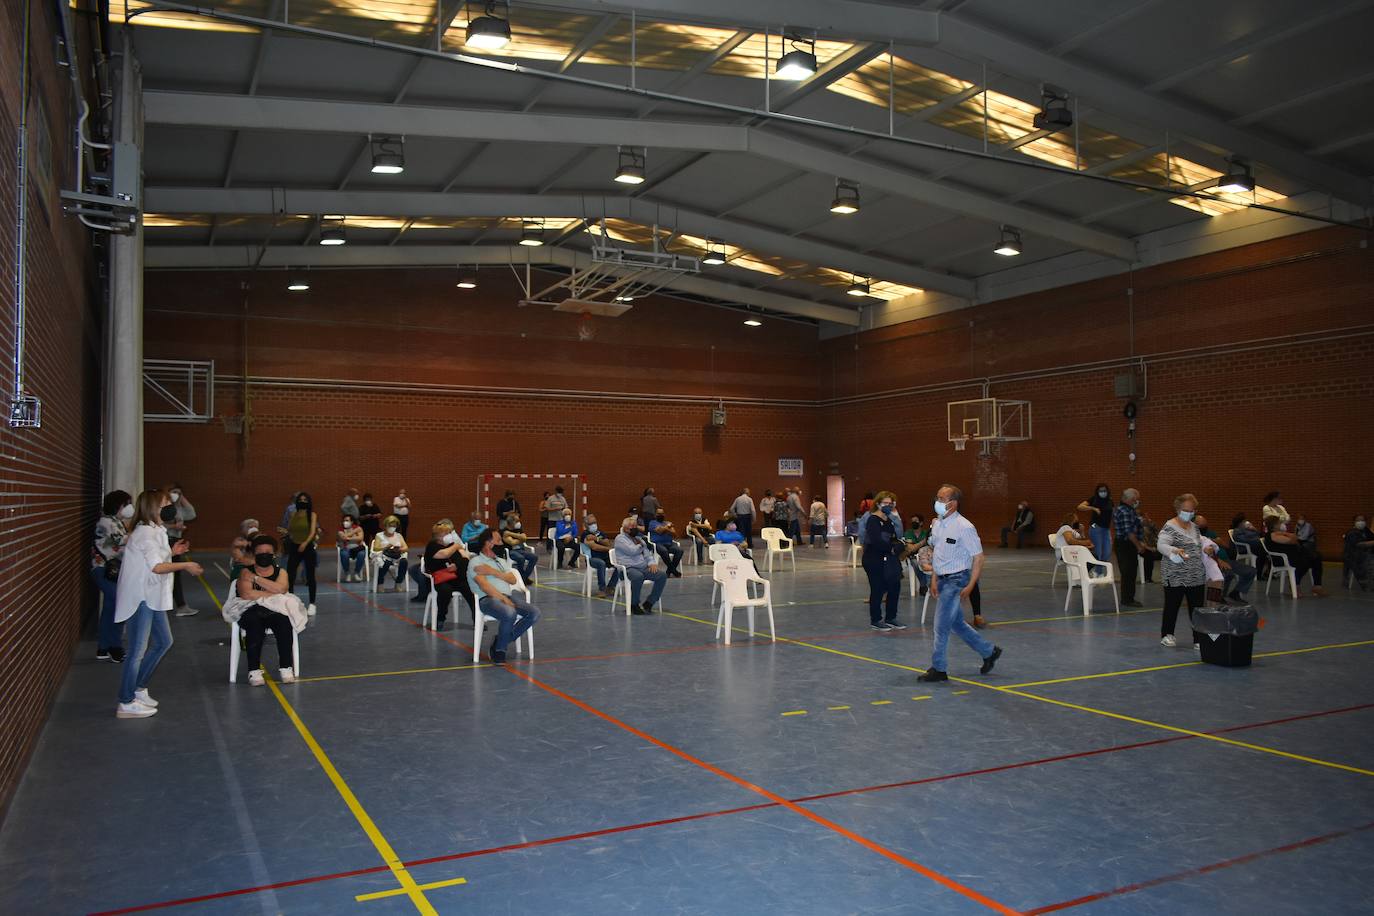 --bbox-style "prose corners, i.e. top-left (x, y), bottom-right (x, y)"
top-left (743, 319), bottom-right (763, 327)
top-left (519, 219), bottom-right (545, 246)
top-left (465, 1), bottom-right (511, 49)
top-left (702, 239), bottom-right (727, 266)
top-left (846, 275), bottom-right (871, 297)
top-left (615, 294), bottom-right (635, 302)
top-left (456, 278), bottom-right (477, 289)
top-left (287, 277), bottom-right (310, 292)
top-left (1216, 158), bottom-right (1255, 194)
top-left (369, 135), bottom-right (405, 174)
top-left (993, 225), bottom-right (1022, 257)
top-left (319, 217), bottom-right (346, 246)
top-left (1032, 85), bottom-right (1073, 133)
top-left (613, 147), bottom-right (646, 185)
top-left (830, 179), bottom-right (860, 214)
top-left (775, 33), bottom-right (817, 81)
